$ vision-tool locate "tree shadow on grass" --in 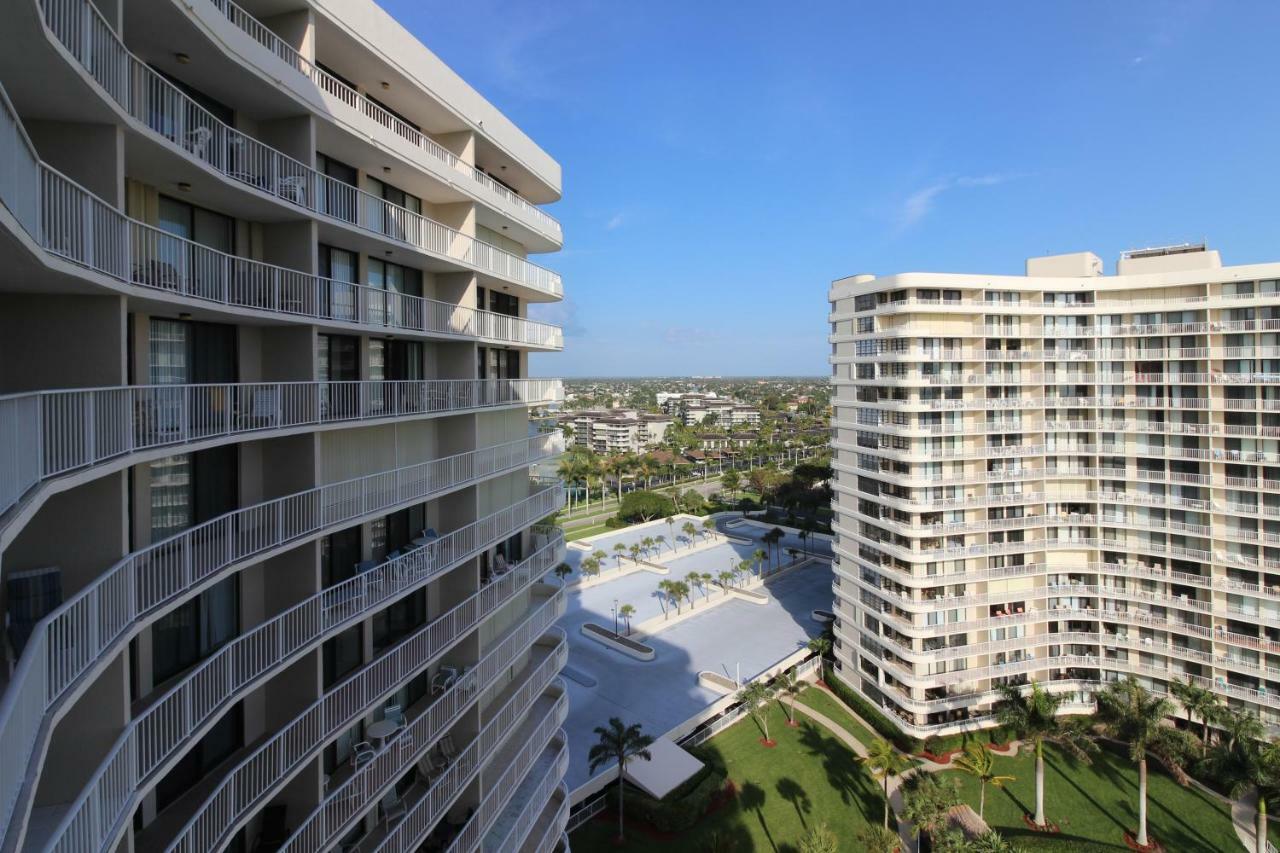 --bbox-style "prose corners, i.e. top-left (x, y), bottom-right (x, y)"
top-left (739, 781), bottom-right (777, 853)
top-left (796, 718), bottom-right (881, 824)
top-left (776, 777), bottom-right (810, 830)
